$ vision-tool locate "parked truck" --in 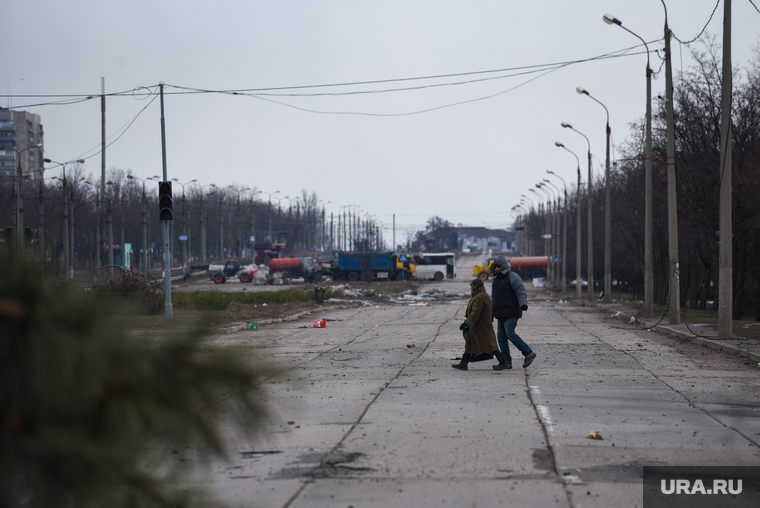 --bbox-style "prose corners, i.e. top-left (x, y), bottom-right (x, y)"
top-left (208, 260), bottom-right (257, 284)
top-left (266, 257), bottom-right (322, 284)
top-left (328, 252), bottom-right (415, 281)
